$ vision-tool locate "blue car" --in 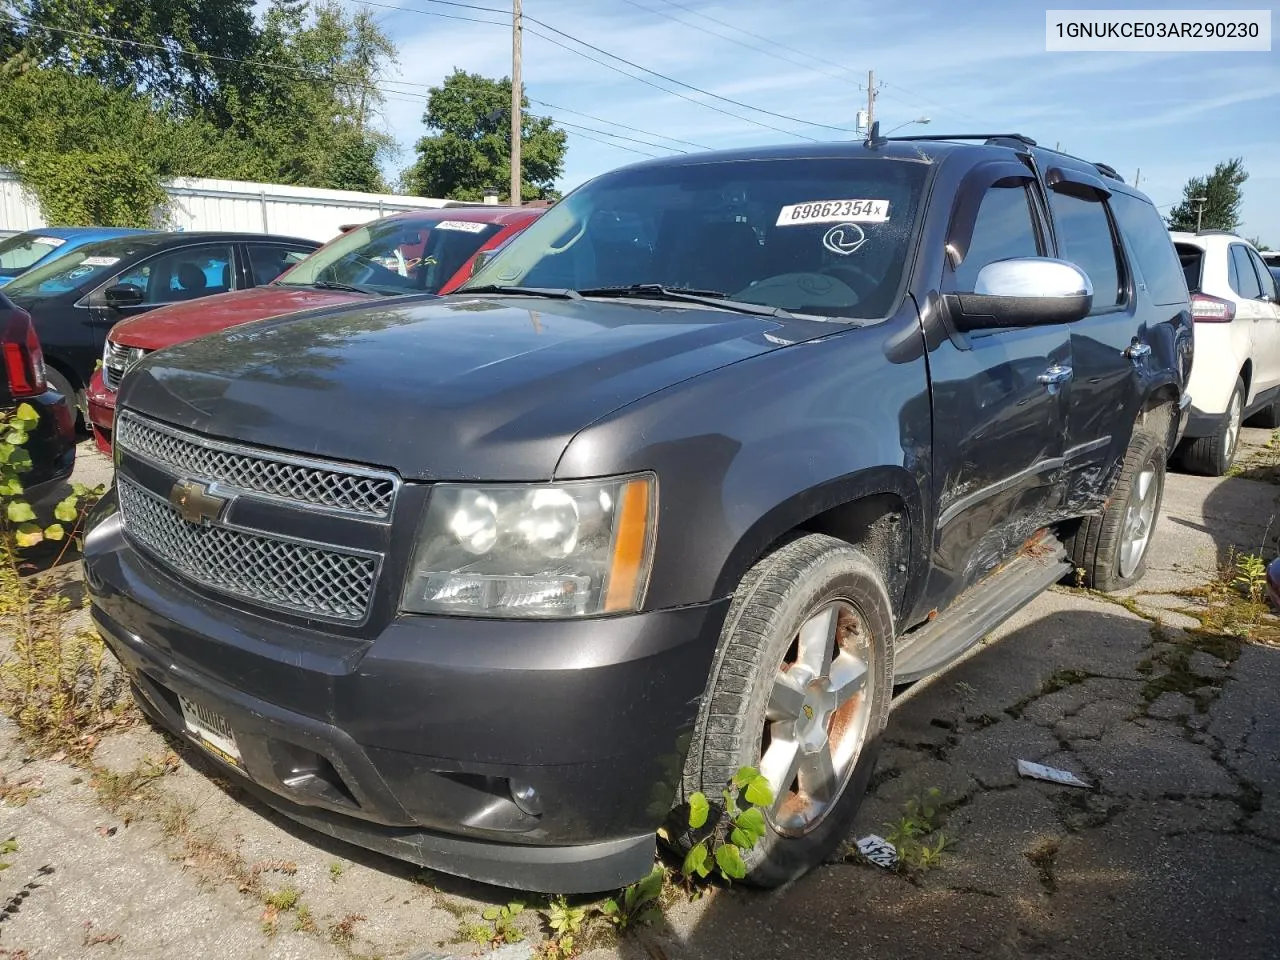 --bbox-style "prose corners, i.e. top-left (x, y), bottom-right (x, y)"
top-left (0, 227), bottom-right (149, 288)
